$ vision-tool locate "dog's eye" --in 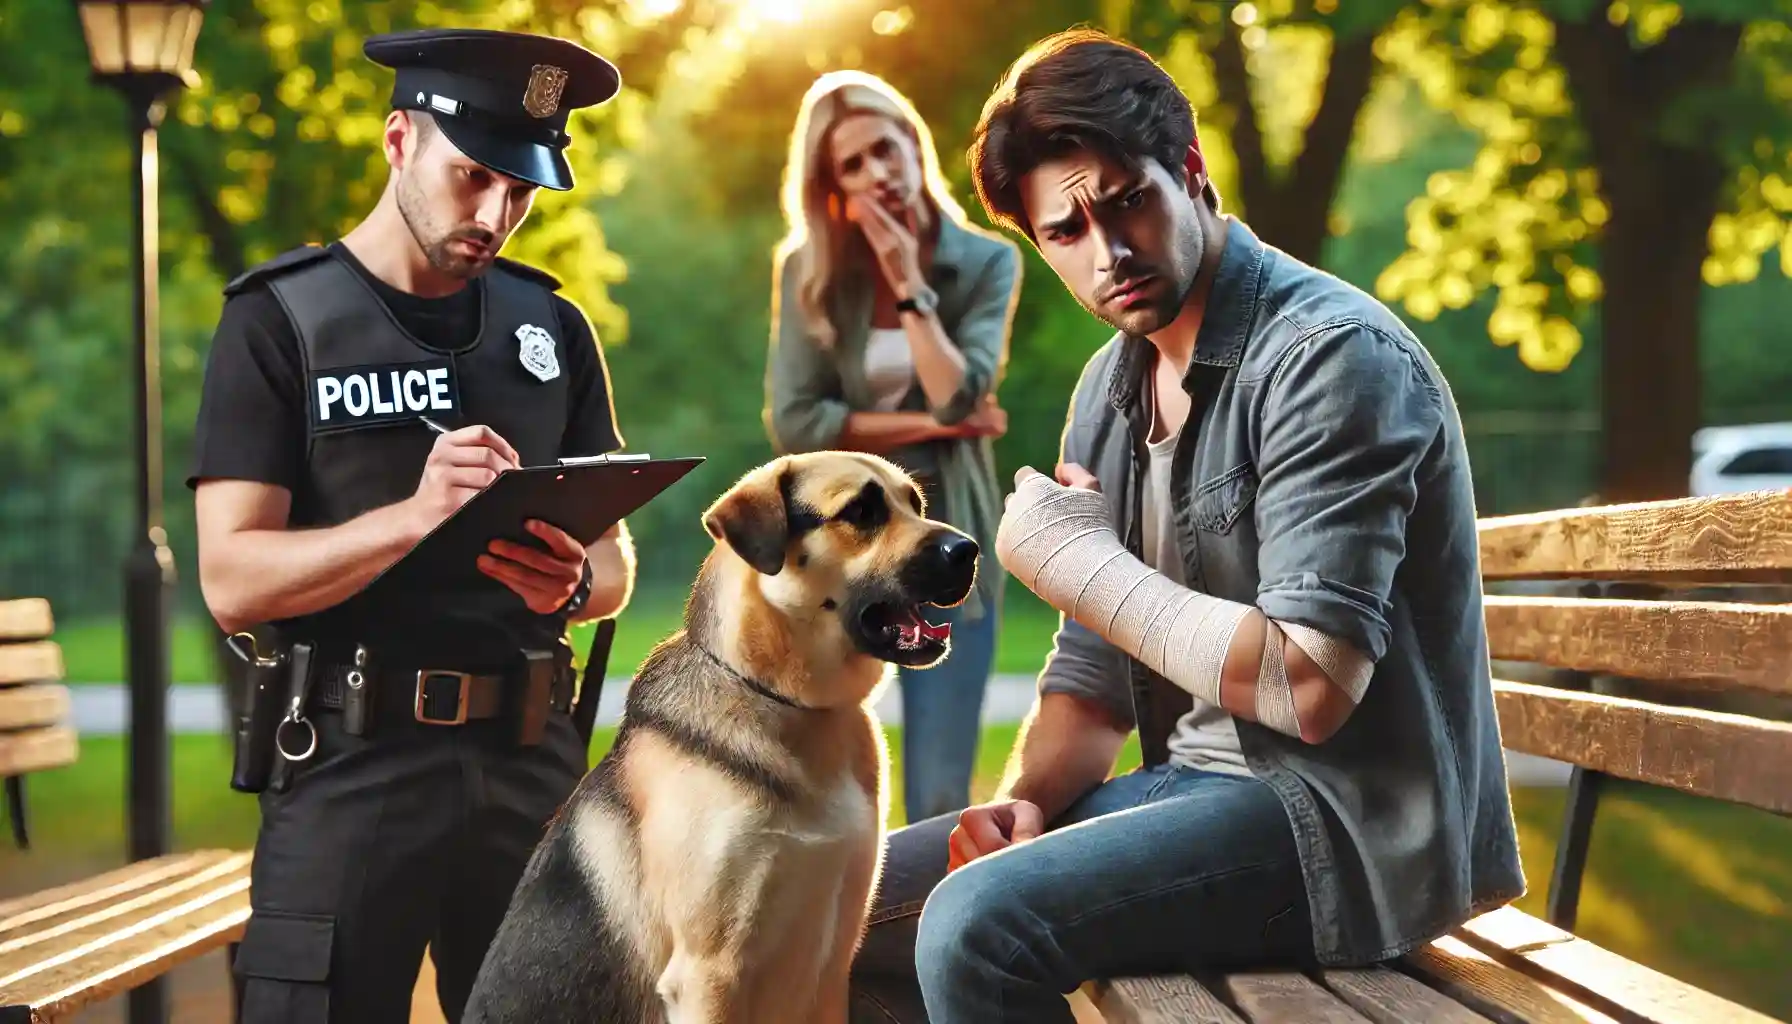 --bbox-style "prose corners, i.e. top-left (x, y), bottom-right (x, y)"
top-left (836, 485), bottom-right (887, 529)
